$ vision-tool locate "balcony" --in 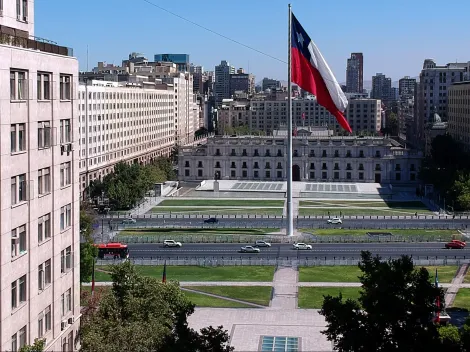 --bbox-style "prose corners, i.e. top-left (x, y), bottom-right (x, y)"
top-left (0, 29), bottom-right (74, 57)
